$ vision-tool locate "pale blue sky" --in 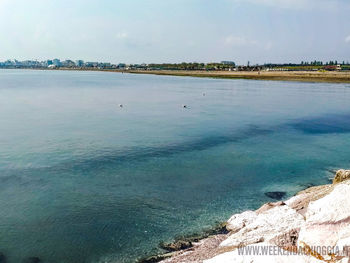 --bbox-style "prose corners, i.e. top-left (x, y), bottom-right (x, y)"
top-left (0, 0), bottom-right (349, 64)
